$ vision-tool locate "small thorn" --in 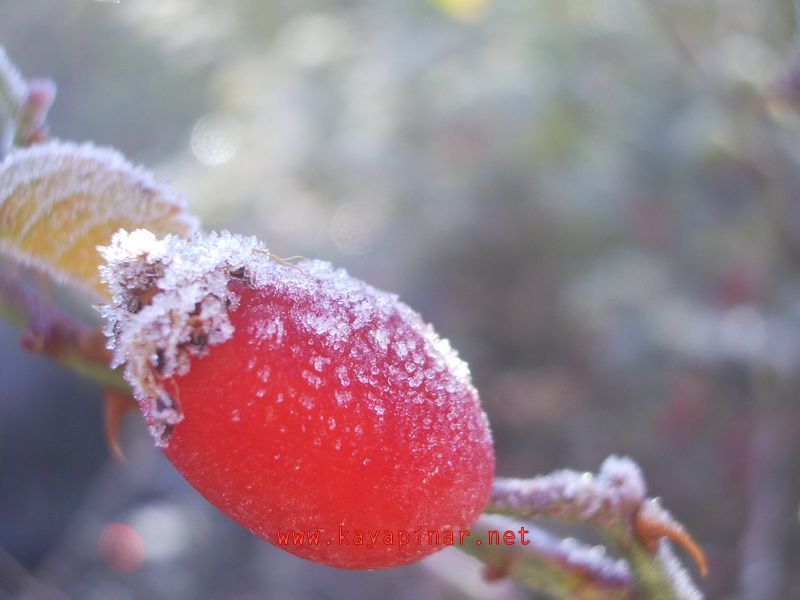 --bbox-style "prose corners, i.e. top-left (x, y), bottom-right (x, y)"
top-left (635, 499), bottom-right (708, 577)
top-left (104, 389), bottom-right (136, 463)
